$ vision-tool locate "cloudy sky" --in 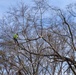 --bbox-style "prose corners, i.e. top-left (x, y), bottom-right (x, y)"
top-left (0, 0), bottom-right (76, 18)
